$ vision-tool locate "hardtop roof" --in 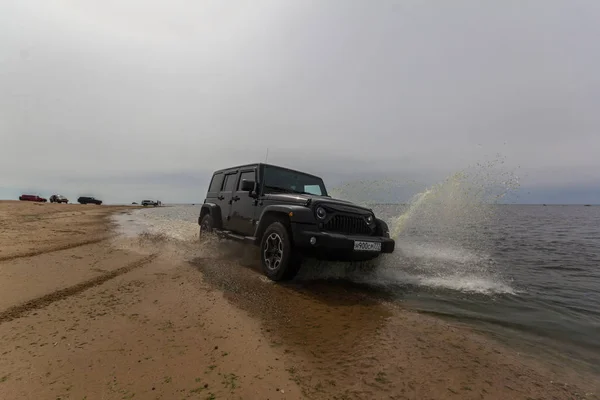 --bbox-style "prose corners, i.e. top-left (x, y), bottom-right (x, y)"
top-left (211, 163), bottom-right (323, 180)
